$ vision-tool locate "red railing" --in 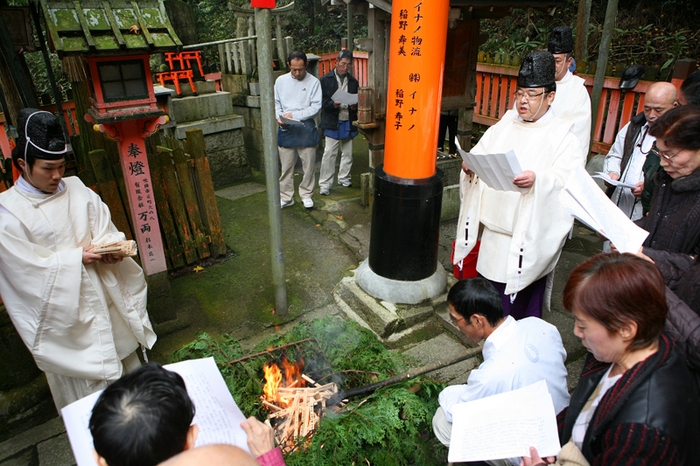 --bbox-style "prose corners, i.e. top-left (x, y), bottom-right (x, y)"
top-left (317, 51), bottom-right (369, 87)
top-left (473, 62), bottom-right (677, 155)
